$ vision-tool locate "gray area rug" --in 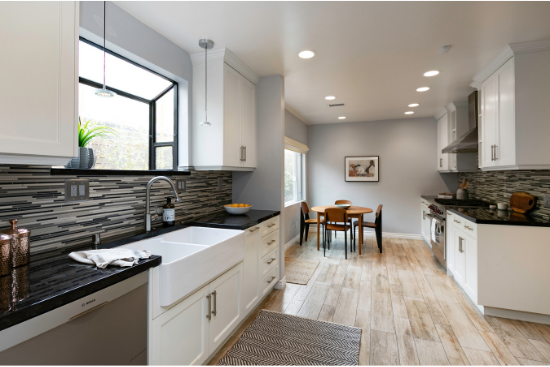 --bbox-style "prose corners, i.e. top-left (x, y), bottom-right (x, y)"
top-left (217, 310), bottom-right (361, 366)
